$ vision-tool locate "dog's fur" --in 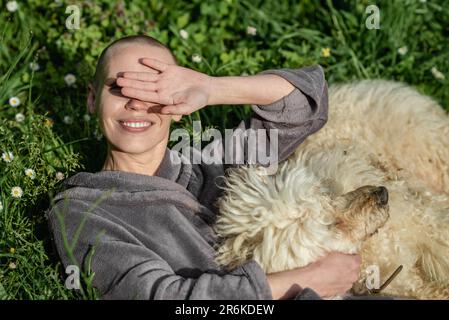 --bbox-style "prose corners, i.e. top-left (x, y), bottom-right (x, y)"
top-left (214, 80), bottom-right (449, 299)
